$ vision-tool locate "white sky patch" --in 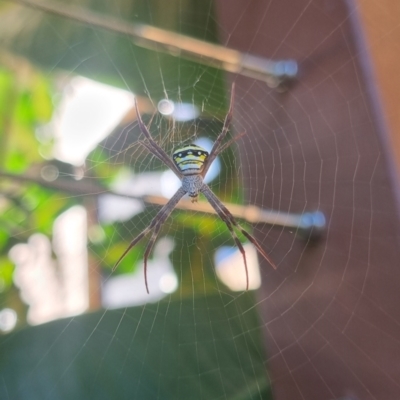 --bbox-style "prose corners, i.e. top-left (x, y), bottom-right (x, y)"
top-left (215, 244), bottom-right (261, 291)
top-left (158, 99), bottom-right (199, 121)
top-left (53, 76), bottom-right (135, 165)
top-left (10, 206), bottom-right (88, 325)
